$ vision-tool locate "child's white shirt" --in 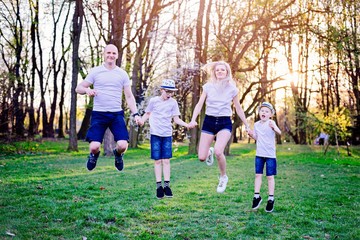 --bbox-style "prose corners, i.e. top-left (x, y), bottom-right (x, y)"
top-left (145, 96), bottom-right (180, 137)
top-left (254, 119), bottom-right (277, 158)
